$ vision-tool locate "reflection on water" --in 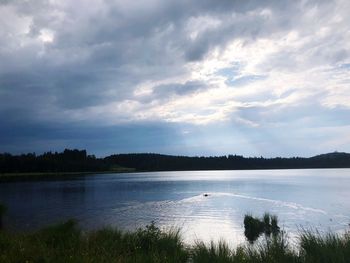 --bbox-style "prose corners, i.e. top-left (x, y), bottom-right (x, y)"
top-left (0, 169), bottom-right (350, 245)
